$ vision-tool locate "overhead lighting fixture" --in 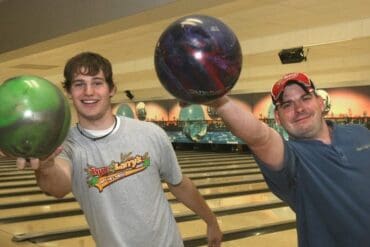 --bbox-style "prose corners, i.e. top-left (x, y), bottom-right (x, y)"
top-left (278, 46), bottom-right (307, 64)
